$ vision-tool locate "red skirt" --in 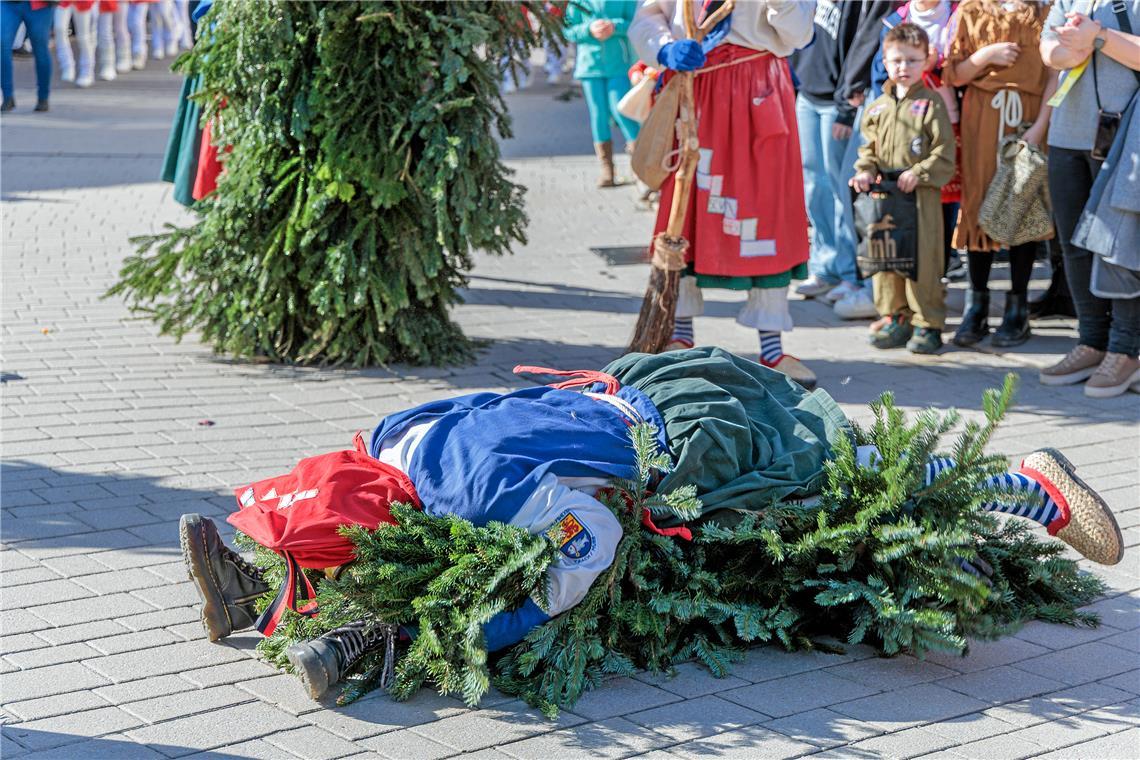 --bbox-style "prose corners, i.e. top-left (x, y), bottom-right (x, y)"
top-left (655, 44), bottom-right (808, 279)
